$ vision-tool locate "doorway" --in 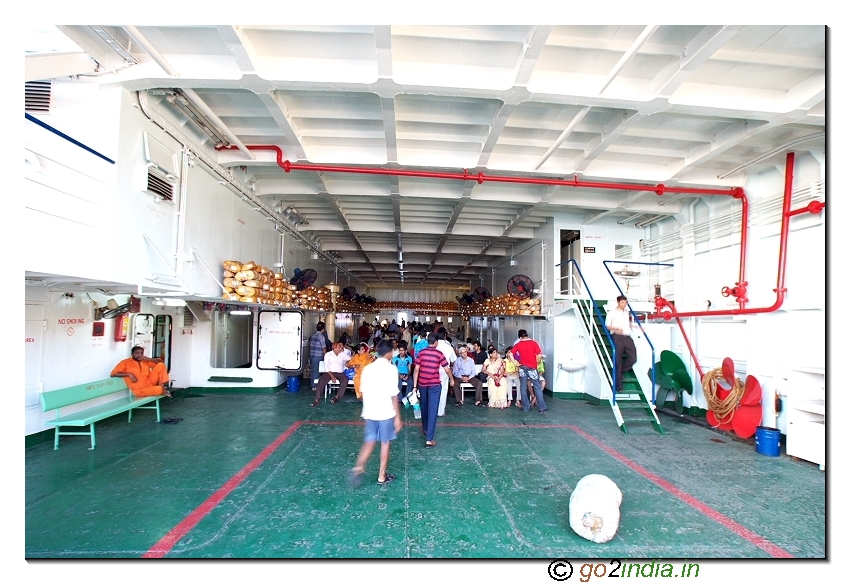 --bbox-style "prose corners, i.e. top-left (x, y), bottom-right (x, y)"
top-left (560, 229), bottom-right (582, 295)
